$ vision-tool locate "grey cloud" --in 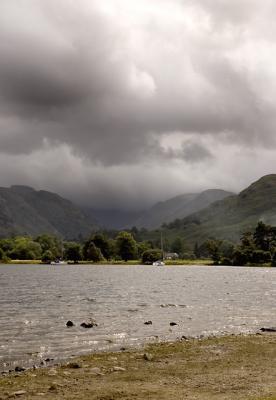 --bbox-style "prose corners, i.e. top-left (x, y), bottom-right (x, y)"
top-left (0, 0), bottom-right (276, 207)
top-left (181, 141), bottom-right (213, 163)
